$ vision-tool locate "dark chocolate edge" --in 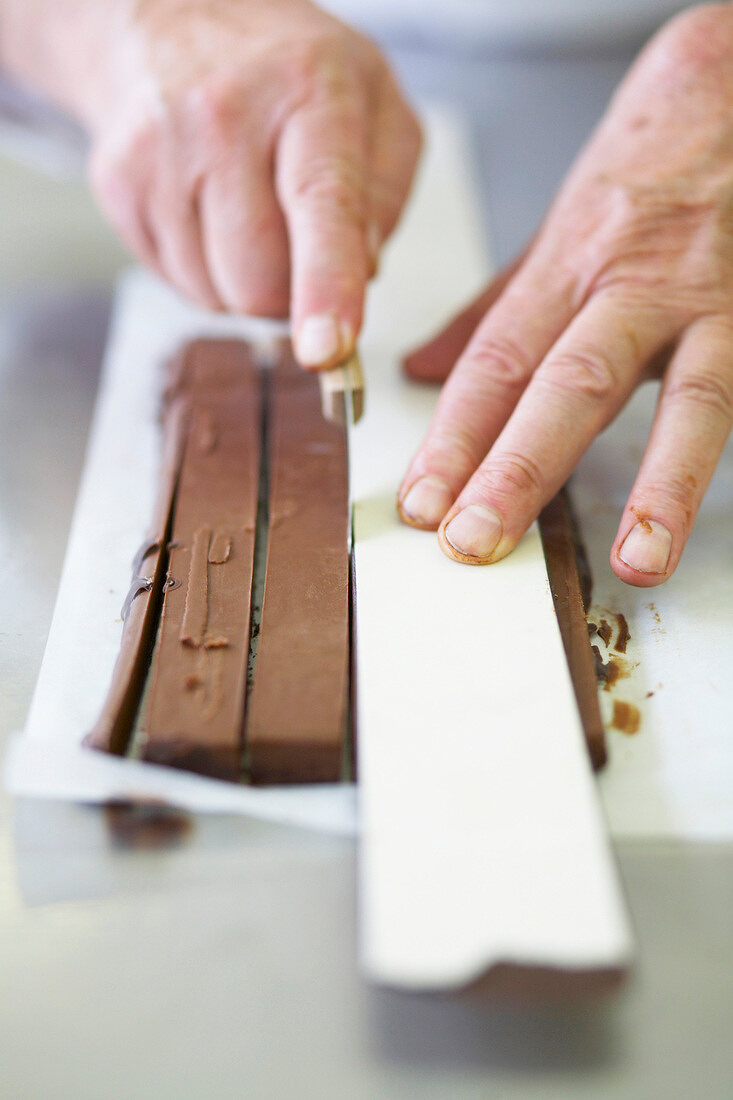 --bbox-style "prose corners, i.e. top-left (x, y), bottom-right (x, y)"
top-left (141, 738), bottom-right (242, 783)
top-left (539, 488), bottom-right (607, 771)
top-left (85, 388), bottom-right (187, 756)
top-left (248, 740), bottom-right (345, 785)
